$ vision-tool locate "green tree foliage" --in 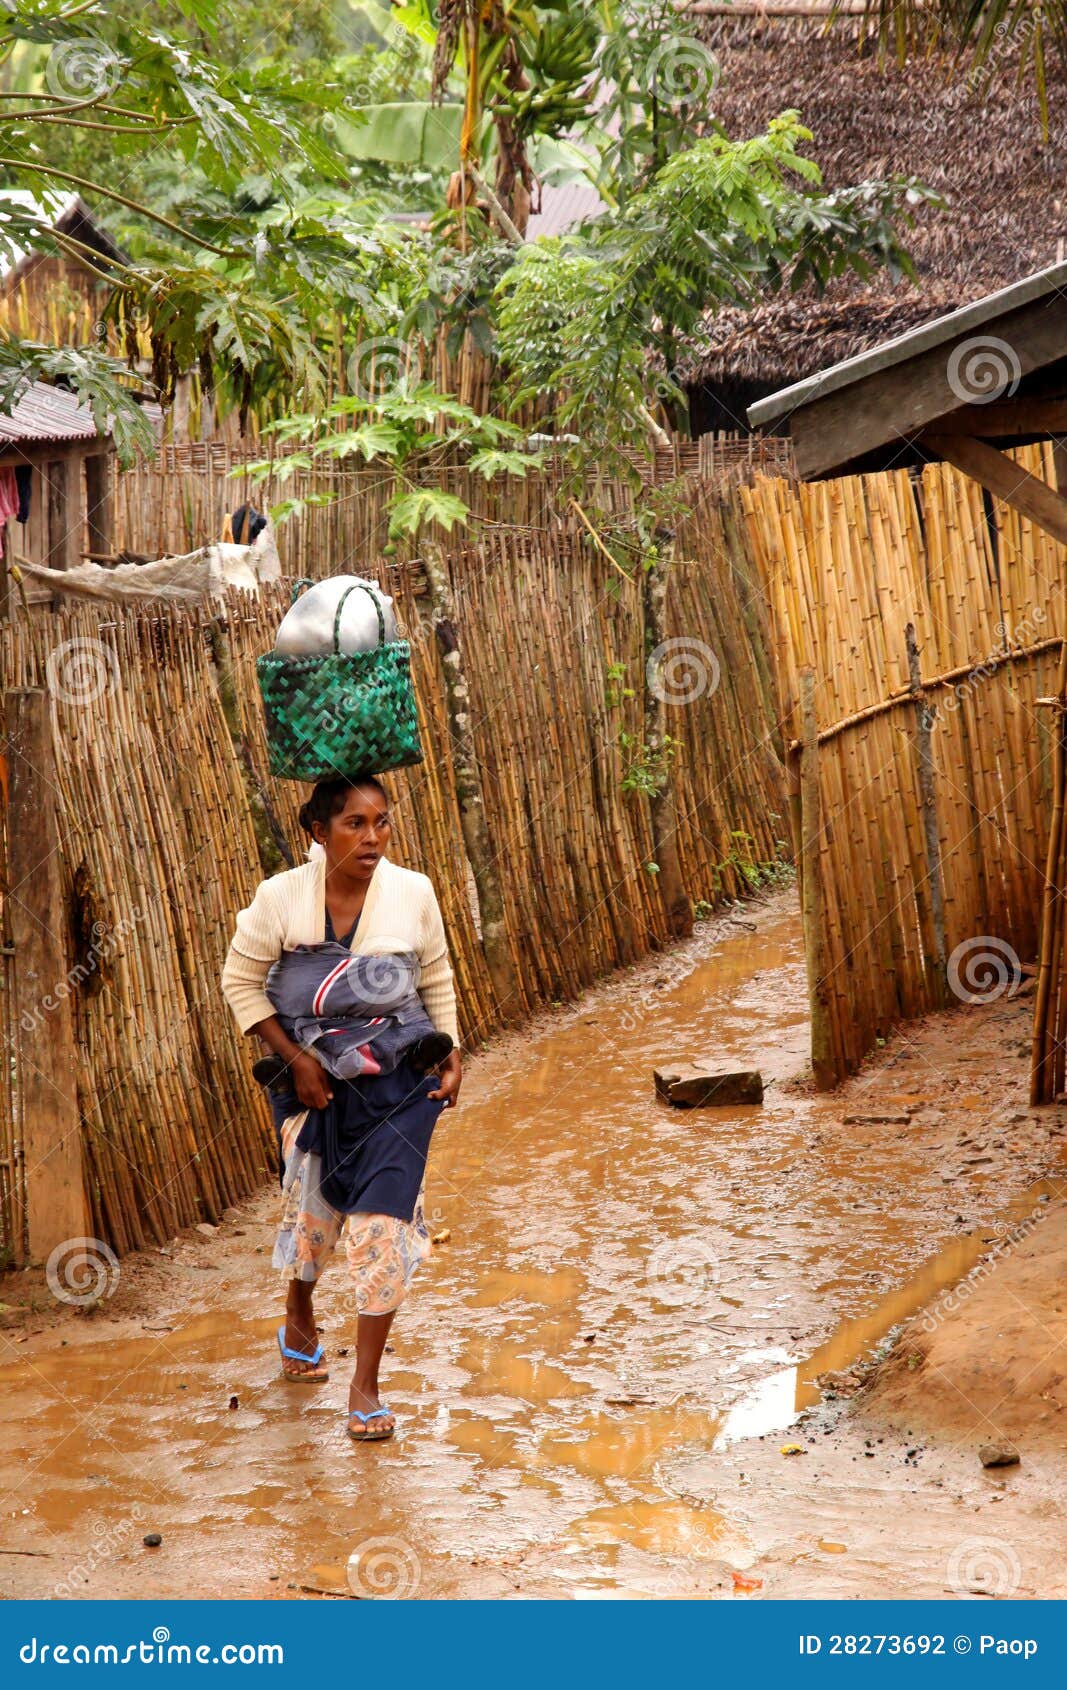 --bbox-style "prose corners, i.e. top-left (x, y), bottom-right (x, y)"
top-left (494, 114), bottom-right (936, 460)
top-left (0, 0), bottom-right (384, 456)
